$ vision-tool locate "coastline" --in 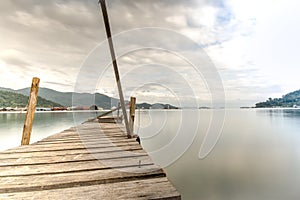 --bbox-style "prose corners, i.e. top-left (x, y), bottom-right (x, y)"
top-left (0, 110), bottom-right (109, 114)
